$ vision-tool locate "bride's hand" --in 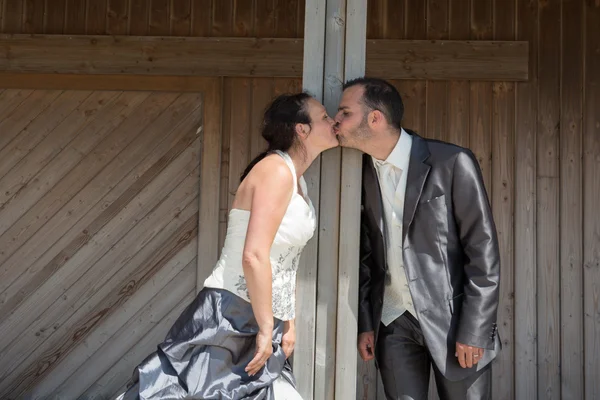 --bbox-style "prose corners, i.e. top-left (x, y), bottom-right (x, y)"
top-left (246, 329), bottom-right (273, 376)
top-left (282, 320), bottom-right (296, 359)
